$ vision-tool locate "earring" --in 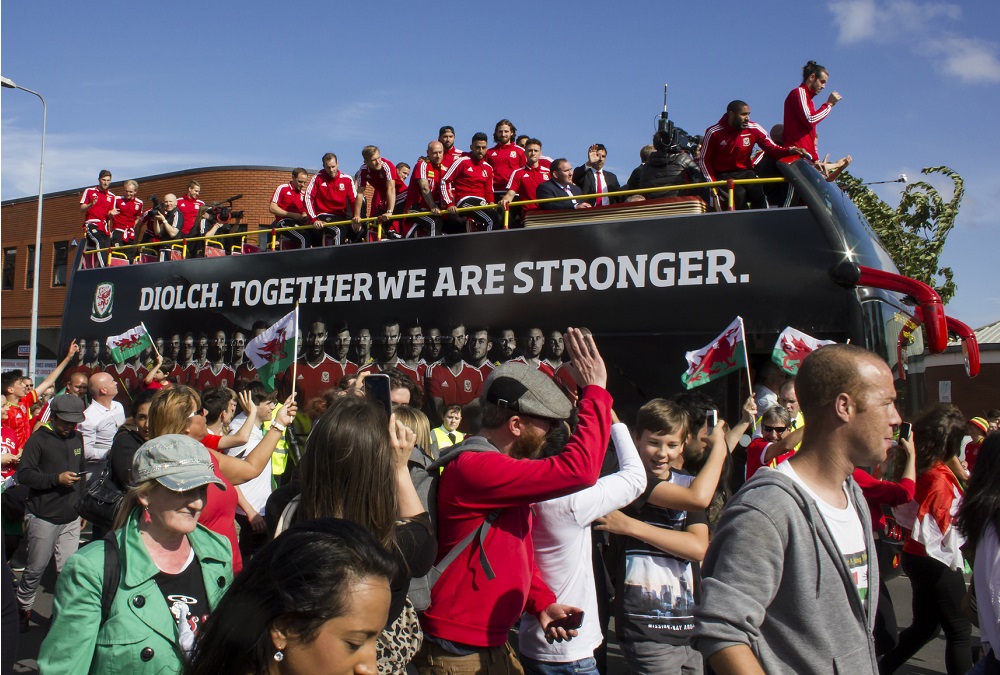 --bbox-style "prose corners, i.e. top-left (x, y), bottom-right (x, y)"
top-left (142, 506), bottom-right (151, 524)
top-left (273, 651), bottom-right (284, 662)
